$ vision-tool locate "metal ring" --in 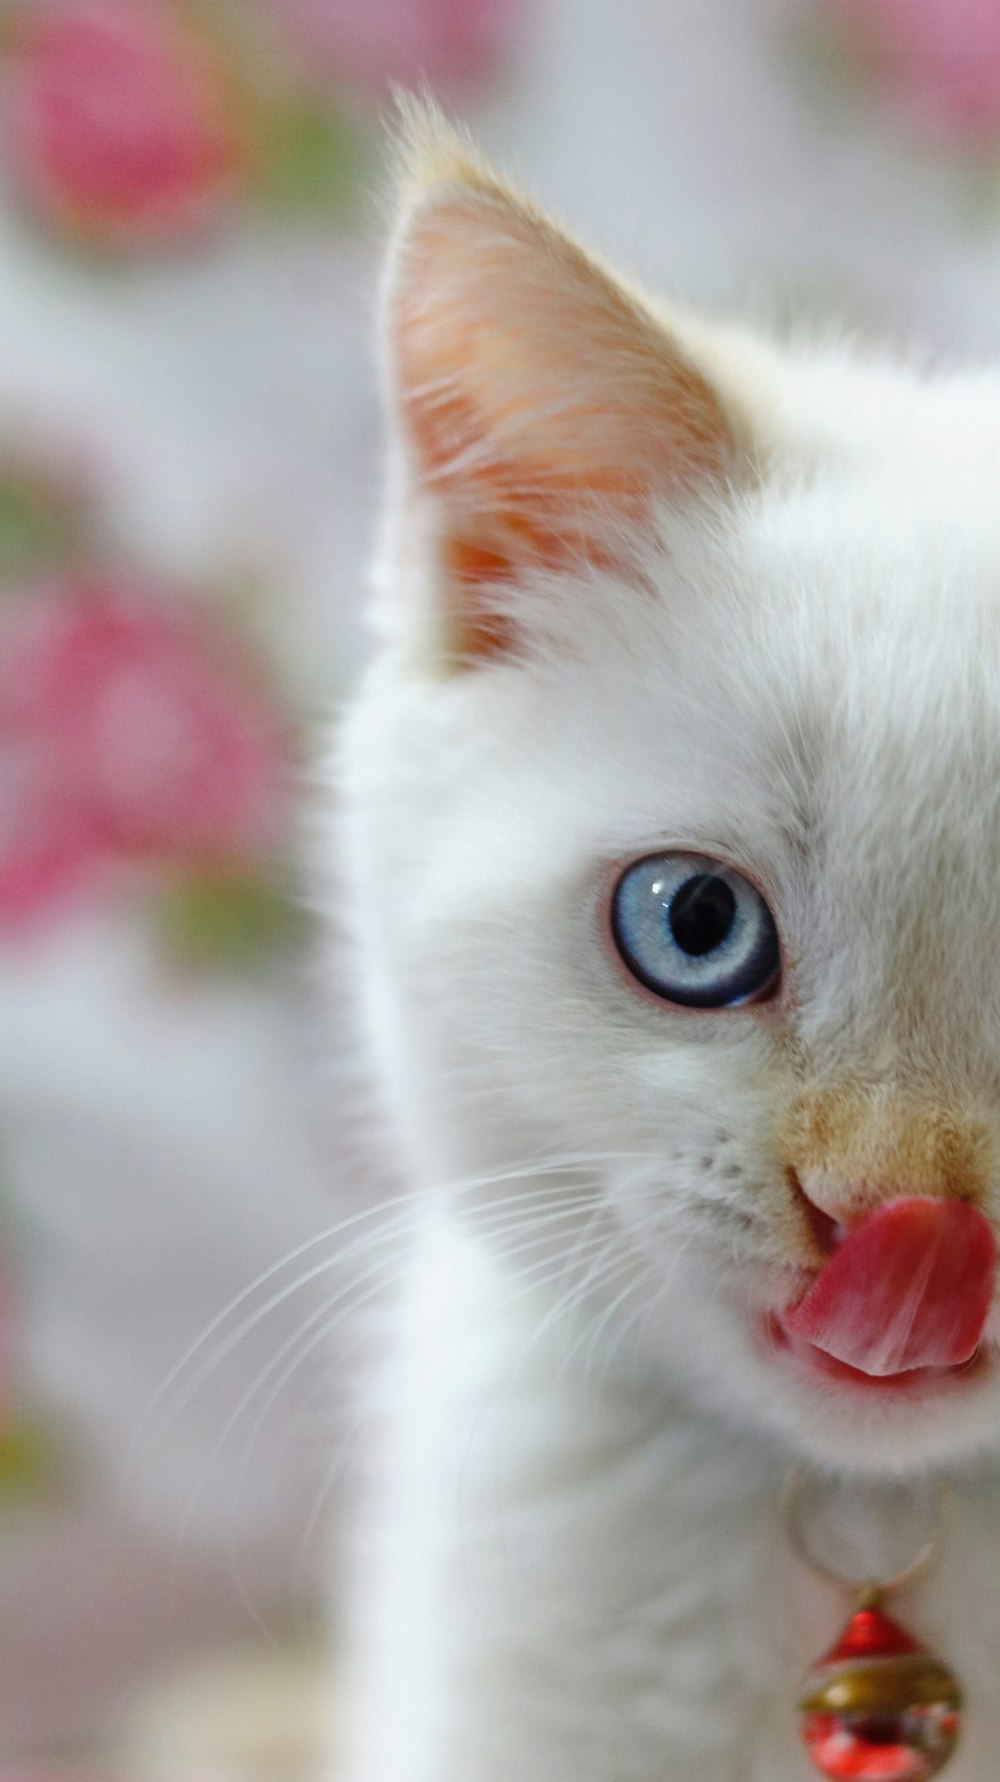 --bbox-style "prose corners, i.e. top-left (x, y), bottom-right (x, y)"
top-left (783, 1465), bottom-right (947, 1596)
